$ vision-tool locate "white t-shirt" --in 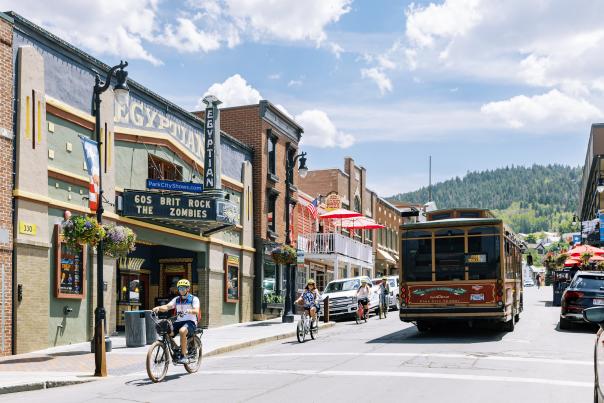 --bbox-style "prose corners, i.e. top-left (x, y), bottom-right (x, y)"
top-left (167, 294), bottom-right (200, 324)
top-left (357, 285), bottom-right (370, 299)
